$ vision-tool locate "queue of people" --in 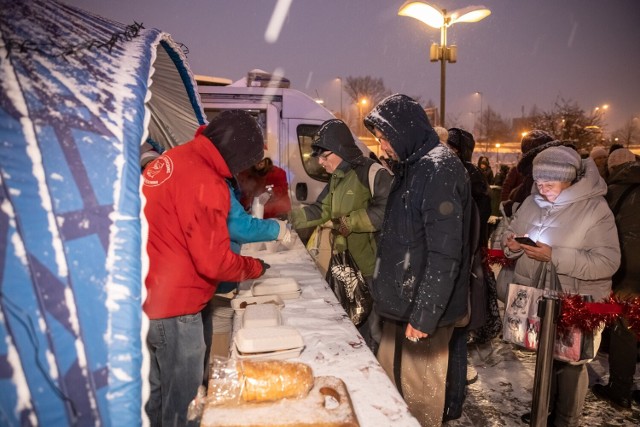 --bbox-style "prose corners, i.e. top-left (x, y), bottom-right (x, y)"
top-left (140, 100), bottom-right (638, 426)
